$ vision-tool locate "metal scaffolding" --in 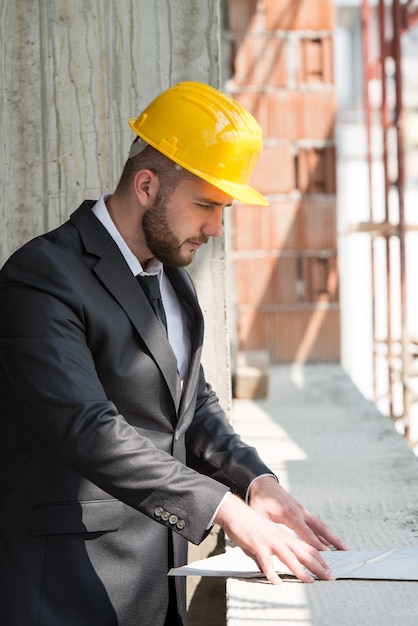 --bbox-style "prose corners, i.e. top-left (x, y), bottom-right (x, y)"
top-left (361, 0), bottom-right (418, 442)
